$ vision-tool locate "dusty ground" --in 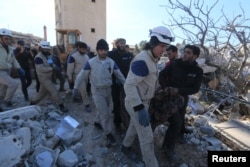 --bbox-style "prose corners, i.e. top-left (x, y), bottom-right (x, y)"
top-left (11, 79), bottom-right (208, 167)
